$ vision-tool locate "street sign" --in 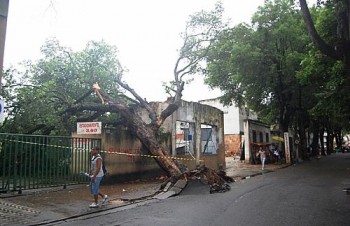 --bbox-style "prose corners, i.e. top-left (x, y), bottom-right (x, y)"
top-left (77, 122), bottom-right (102, 134)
